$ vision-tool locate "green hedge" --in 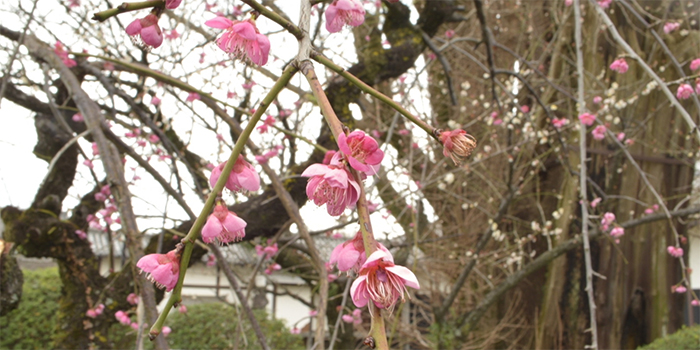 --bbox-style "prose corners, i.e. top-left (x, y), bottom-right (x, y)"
top-left (638, 325), bottom-right (700, 350)
top-left (110, 303), bottom-right (305, 350)
top-left (1, 268), bottom-right (304, 350)
top-left (0, 268), bottom-right (61, 350)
